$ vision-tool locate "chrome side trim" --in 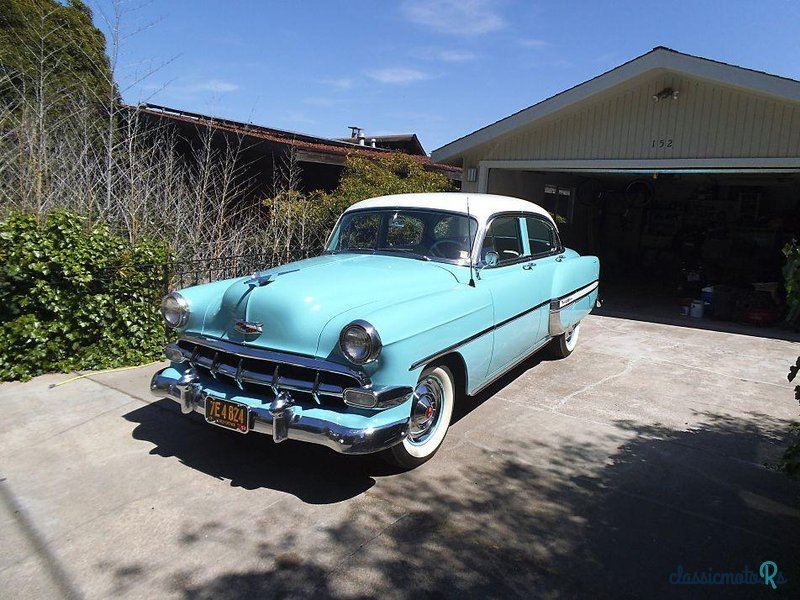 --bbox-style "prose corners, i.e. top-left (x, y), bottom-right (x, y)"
top-left (470, 337), bottom-right (551, 396)
top-left (549, 280), bottom-right (599, 336)
top-left (550, 280), bottom-right (599, 311)
top-left (409, 299), bottom-right (549, 371)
